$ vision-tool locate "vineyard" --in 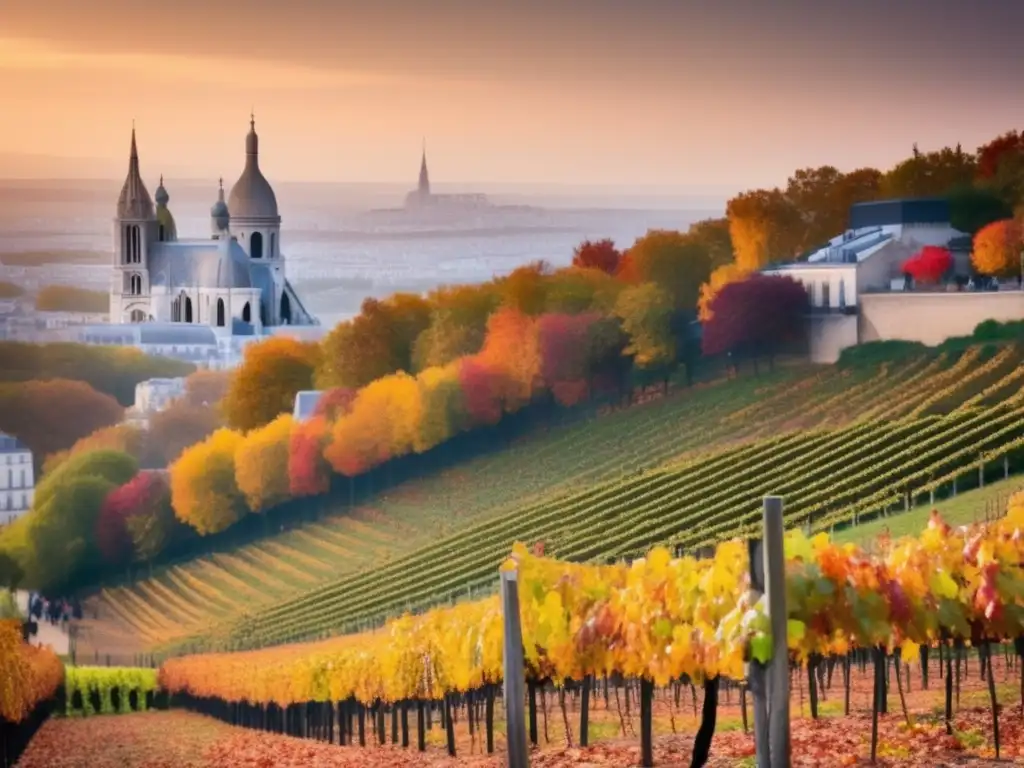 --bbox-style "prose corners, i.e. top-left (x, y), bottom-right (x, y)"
top-left (86, 343), bottom-right (1024, 656)
top-left (152, 503), bottom-right (1024, 765)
